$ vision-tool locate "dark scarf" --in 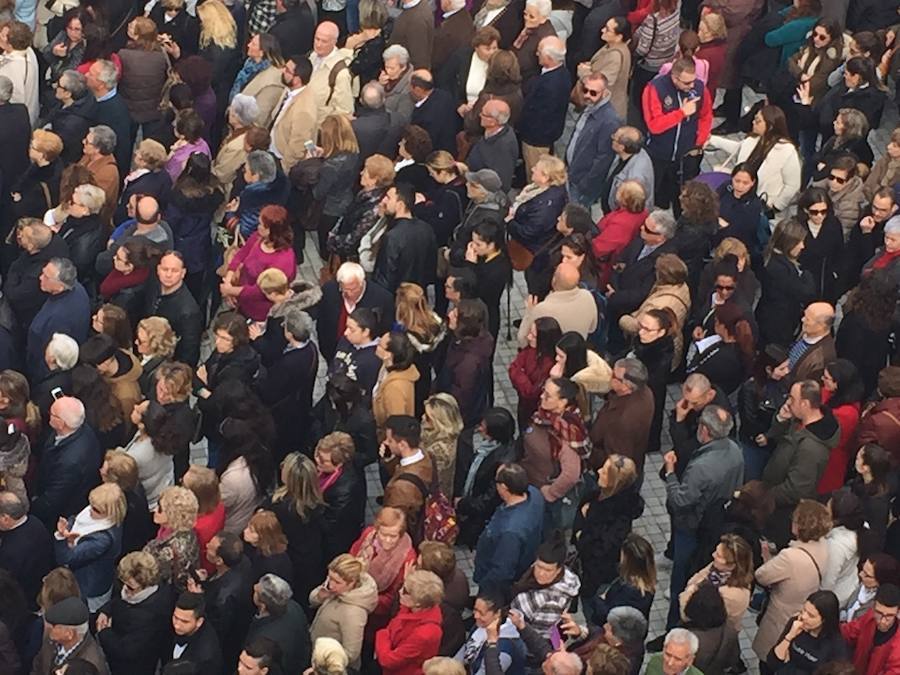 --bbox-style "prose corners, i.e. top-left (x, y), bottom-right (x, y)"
top-left (511, 564), bottom-right (563, 596)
